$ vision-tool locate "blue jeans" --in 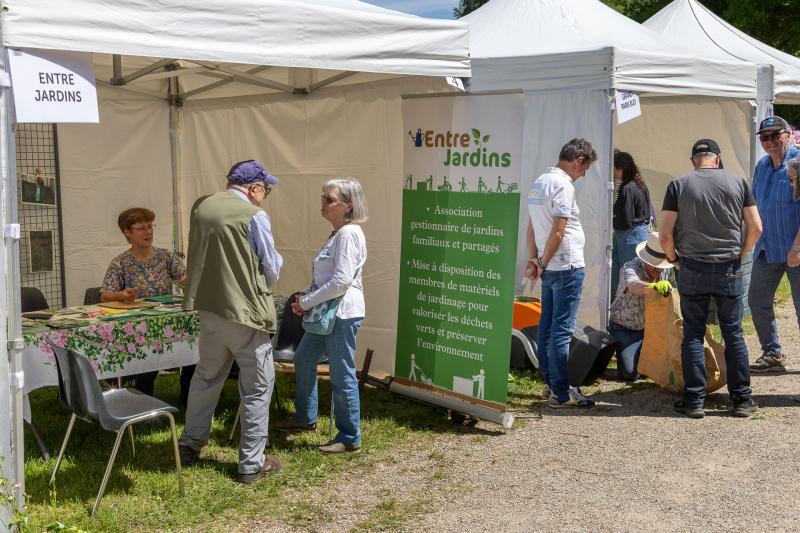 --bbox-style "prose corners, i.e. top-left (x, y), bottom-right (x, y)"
top-left (678, 258), bottom-right (751, 406)
top-left (607, 322), bottom-right (643, 382)
top-left (293, 317), bottom-right (363, 445)
top-left (611, 222), bottom-right (649, 298)
top-left (538, 268), bottom-right (585, 402)
top-left (748, 252), bottom-right (800, 356)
